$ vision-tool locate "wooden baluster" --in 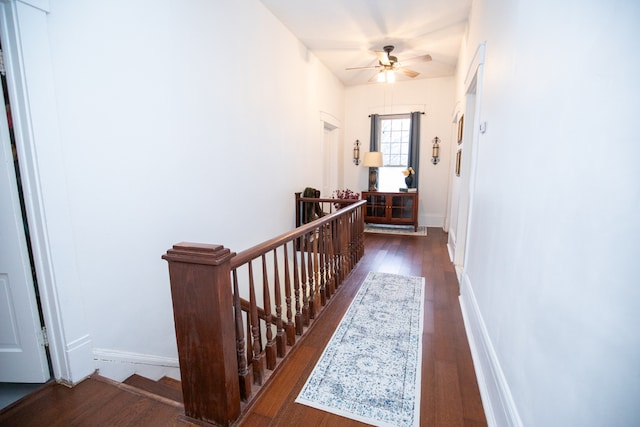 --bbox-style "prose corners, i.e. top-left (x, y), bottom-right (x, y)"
top-left (318, 224), bottom-right (327, 306)
top-left (337, 218), bottom-right (343, 284)
top-left (347, 215), bottom-right (354, 274)
top-left (162, 243), bottom-right (240, 426)
top-left (248, 262), bottom-right (265, 385)
top-left (307, 230), bottom-right (316, 320)
top-left (283, 243), bottom-right (296, 346)
top-left (356, 204), bottom-right (363, 261)
top-left (272, 249), bottom-right (287, 358)
top-left (354, 209), bottom-right (364, 264)
top-left (350, 211), bottom-right (357, 270)
top-left (324, 224), bottom-right (332, 299)
top-left (356, 207), bottom-right (363, 261)
top-left (334, 218), bottom-right (341, 290)
top-left (325, 223), bottom-right (336, 295)
top-left (261, 255), bottom-right (277, 370)
top-left (326, 221), bottom-right (336, 295)
top-left (333, 218), bottom-right (342, 283)
top-left (341, 217), bottom-right (349, 280)
top-left (293, 237), bottom-right (303, 336)
top-left (300, 233), bottom-right (310, 326)
top-left (232, 270), bottom-right (252, 401)
top-left (347, 211), bottom-right (356, 272)
top-left (361, 205), bottom-right (365, 257)
top-left (333, 219), bottom-right (340, 290)
top-left (246, 314), bottom-right (252, 380)
top-left (329, 218), bottom-right (338, 290)
top-left (325, 223), bottom-right (334, 297)
top-left (351, 210), bottom-right (359, 268)
top-left (355, 212), bottom-right (360, 262)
